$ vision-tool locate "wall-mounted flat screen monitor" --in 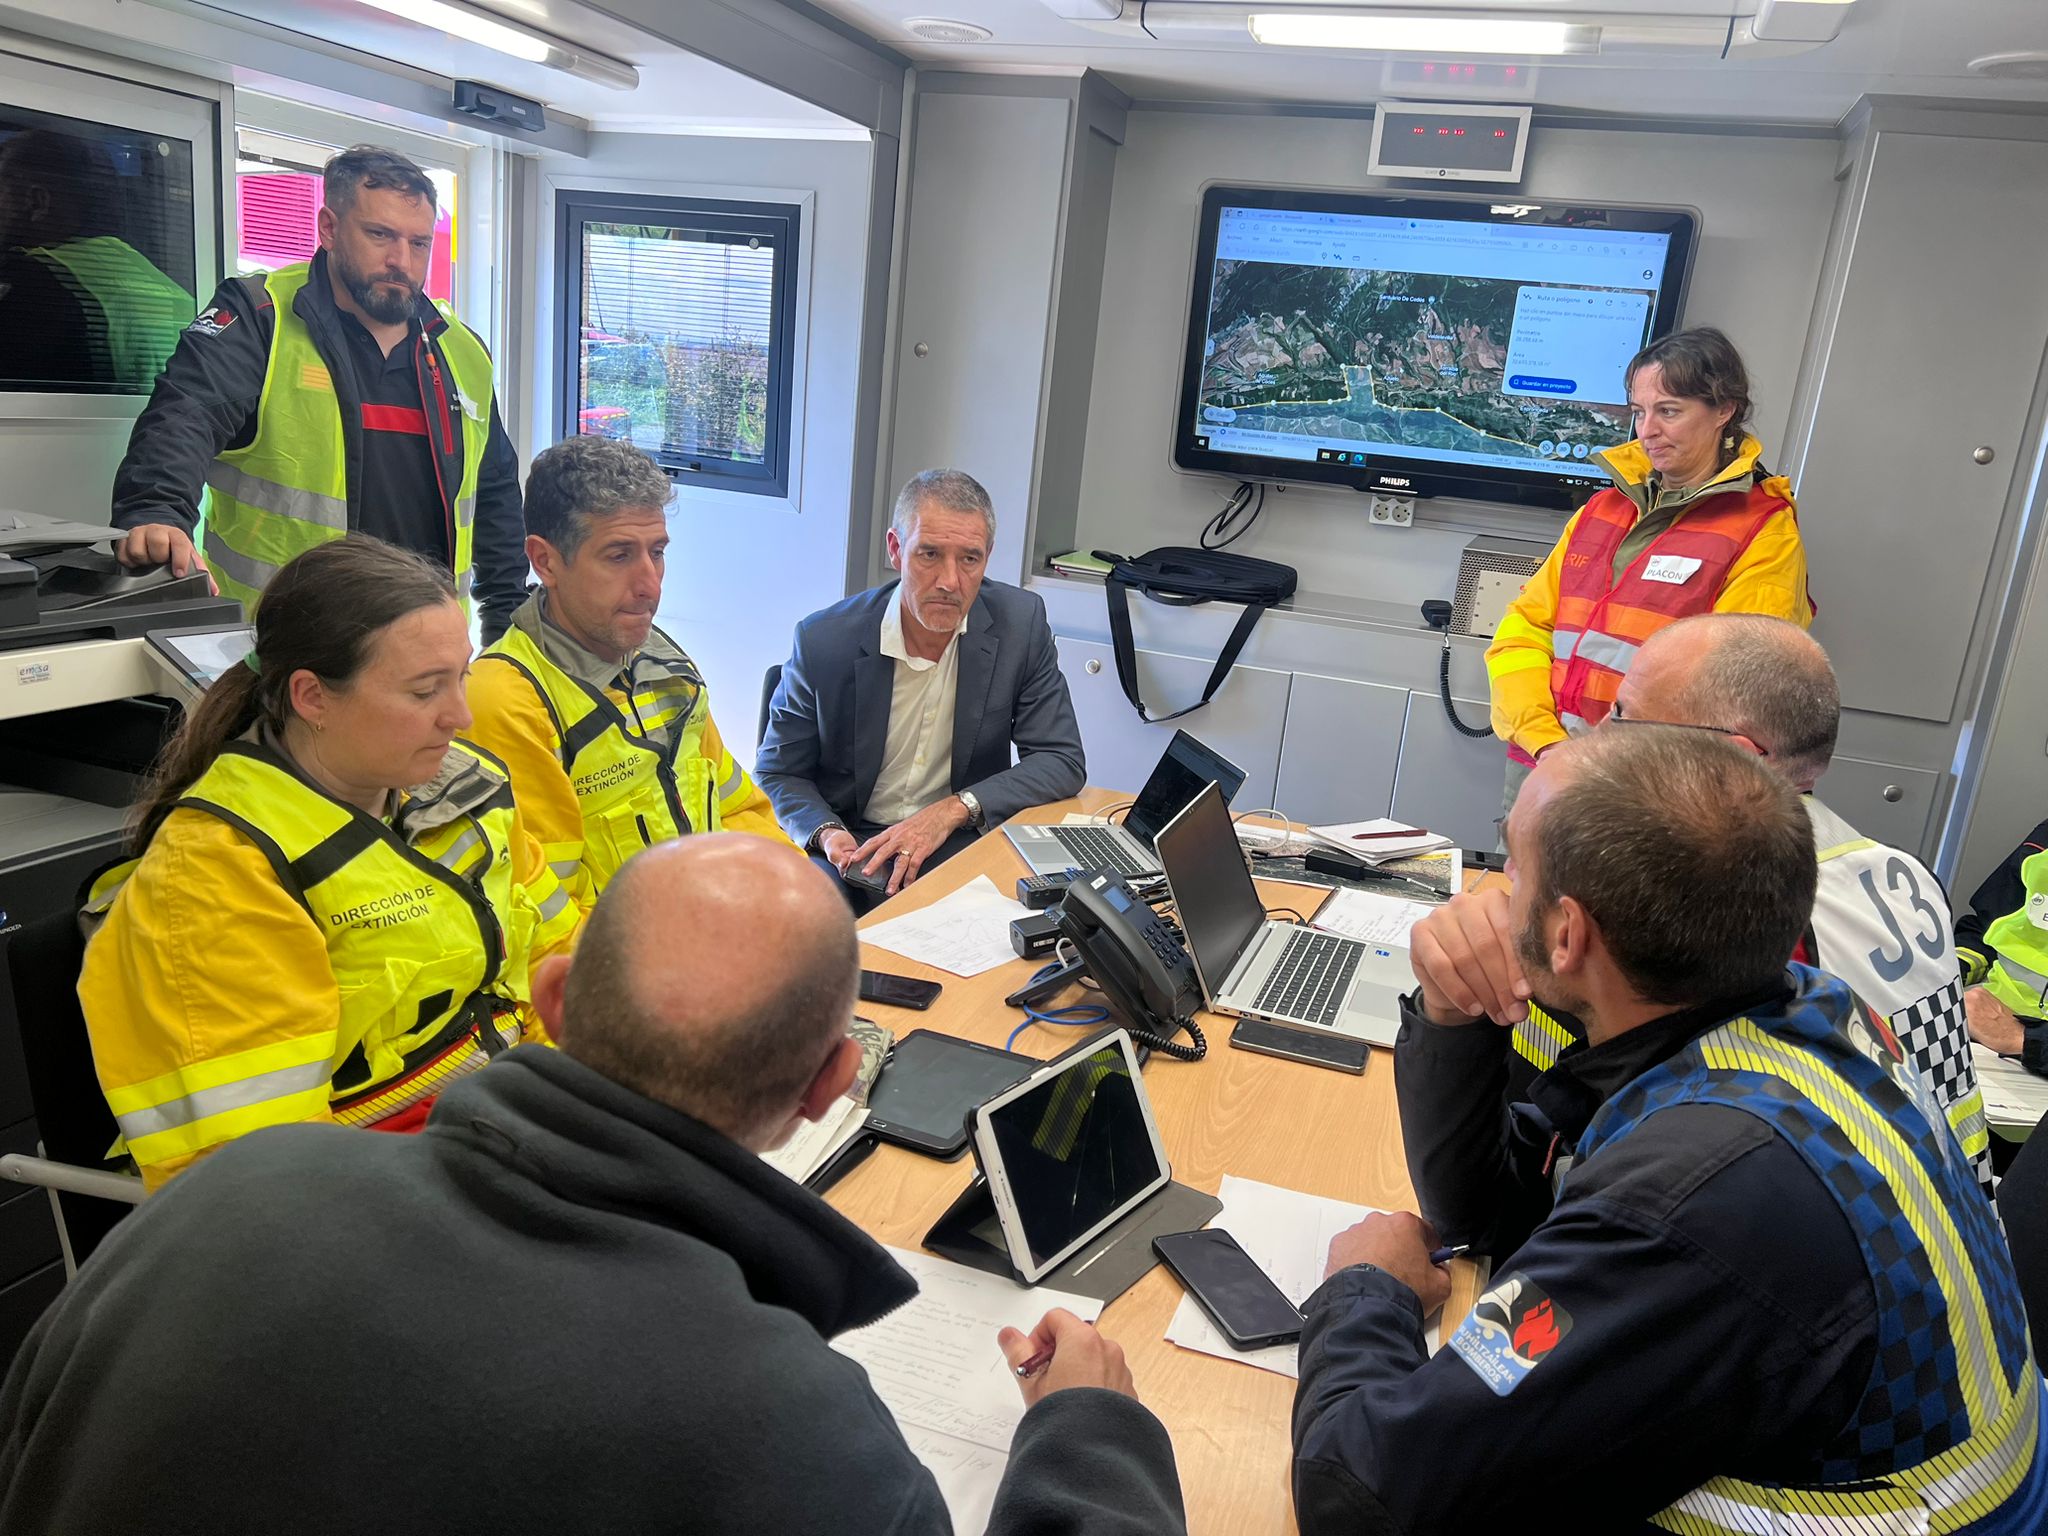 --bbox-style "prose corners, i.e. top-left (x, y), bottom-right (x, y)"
top-left (1175, 185), bottom-right (1698, 512)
